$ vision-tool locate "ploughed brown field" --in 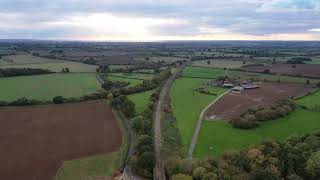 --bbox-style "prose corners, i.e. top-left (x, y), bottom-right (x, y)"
top-left (205, 83), bottom-right (314, 120)
top-left (0, 100), bottom-right (122, 180)
top-left (242, 64), bottom-right (320, 78)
